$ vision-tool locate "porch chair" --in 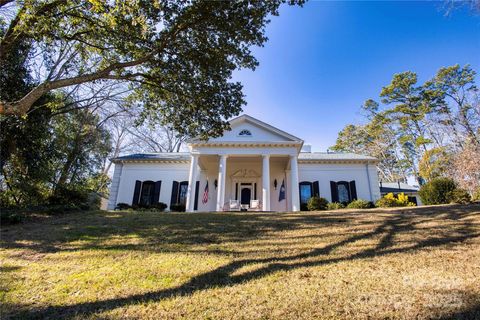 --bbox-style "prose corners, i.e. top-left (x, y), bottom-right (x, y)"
top-left (229, 199), bottom-right (241, 211)
top-left (249, 199), bottom-right (261, 211)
